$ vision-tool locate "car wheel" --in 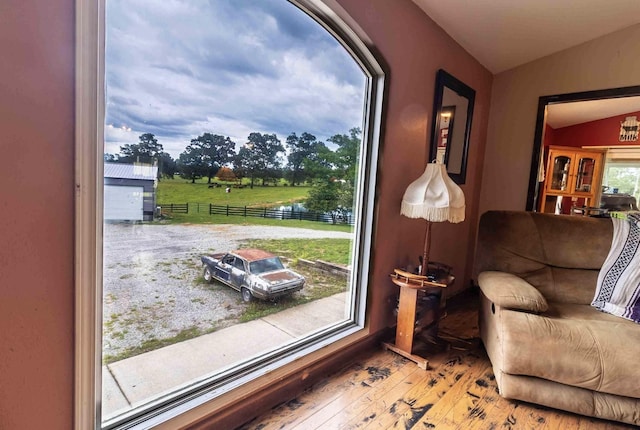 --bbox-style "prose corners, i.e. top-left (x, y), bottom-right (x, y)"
top-left (241, 287), bottom-right (253, 302)
top-left (203, 266), bottom-right (213, 283)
